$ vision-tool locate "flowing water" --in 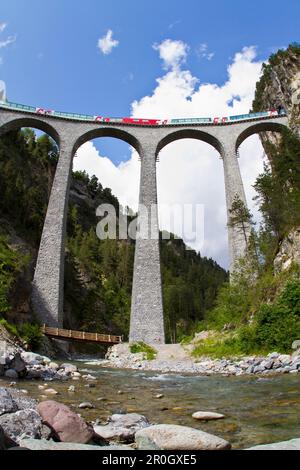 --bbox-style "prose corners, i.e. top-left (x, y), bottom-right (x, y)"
top-left (1, 361), bottom-right (300, 449)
